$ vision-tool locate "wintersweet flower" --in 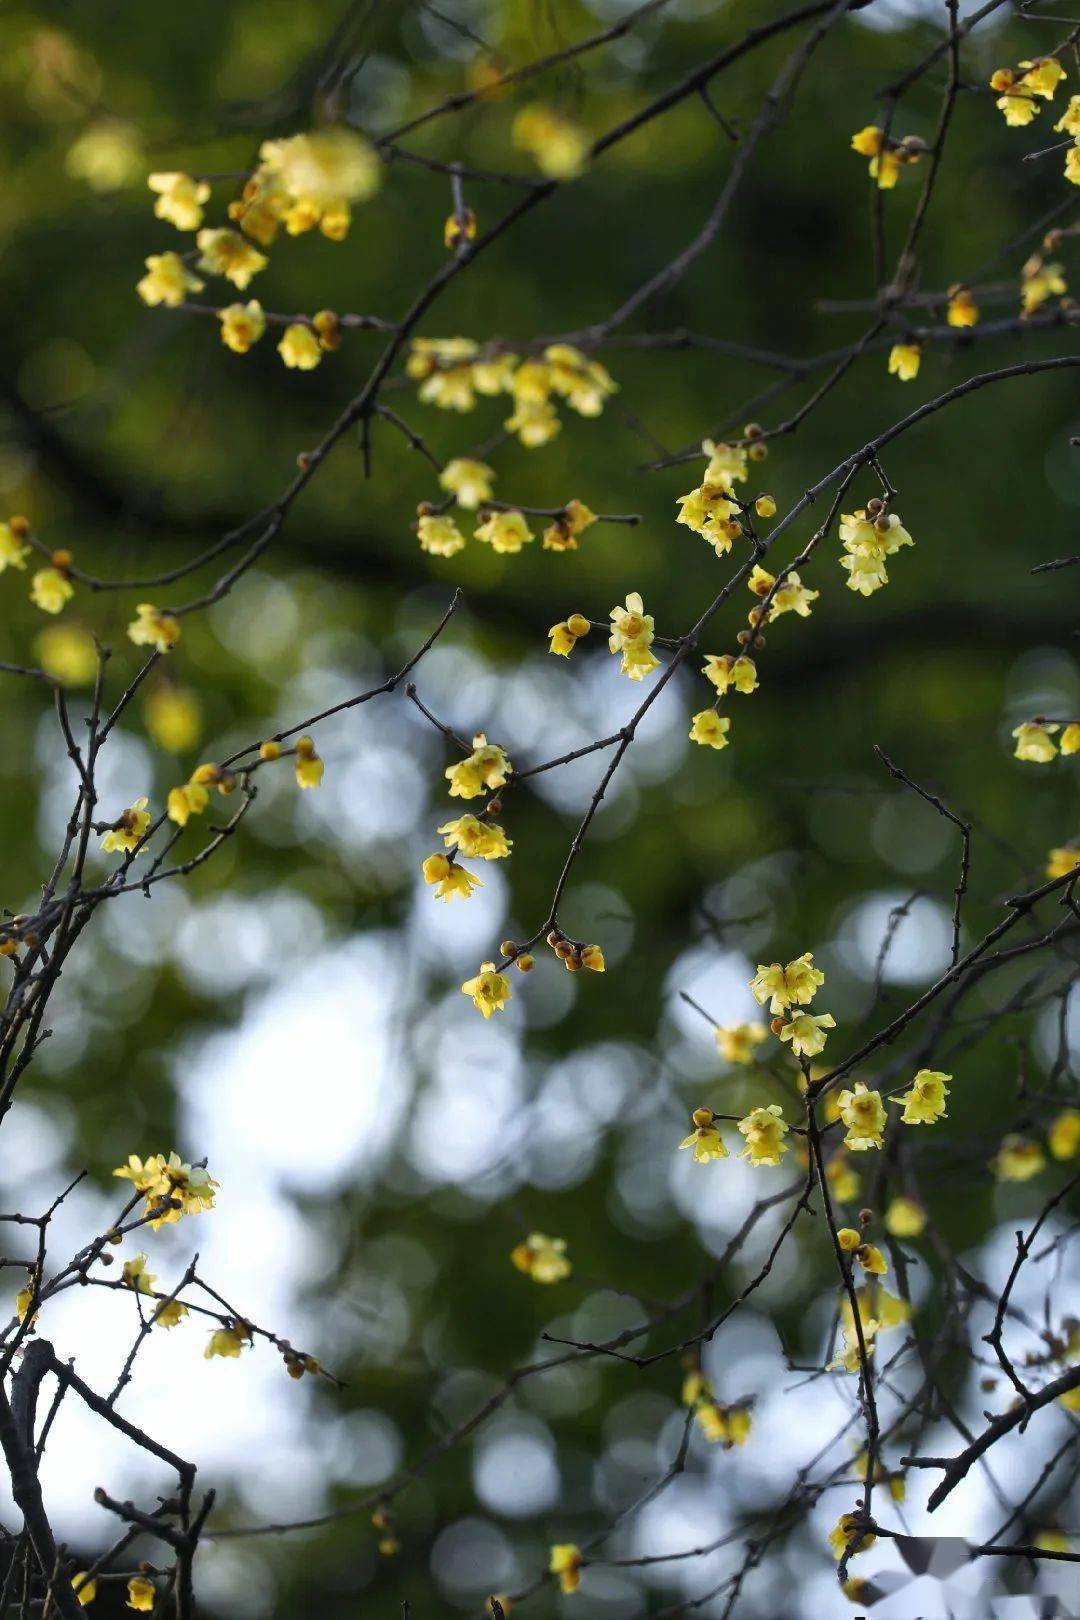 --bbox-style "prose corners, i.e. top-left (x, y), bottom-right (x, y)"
top-left (542, 499), bottom-right (596, 551)
top-left (218, 300), bottom-right (266, 354)
top-left (148, 171), bottom-right (210, 231)
top-left (894, 1068), bottom-right (950, 1124)
top-left (421, 853), bottom-right (481, 900)
top-left (837, 1083), bottom-right (887, 1152)
top-left (676, 483), bottom-right (741, 552)
top-left (679, 1107), bottom-right (728, 1164)
top-left (746, 564), bottom-right (818, 619)
top-left (545, 345), bottom-right (615, 415)
top-left (608, 591), bottom-right (659, 680)
top-left (703, 654), bottom-right (757, 695)
top-left (505, 396), bottom-right (561, 447)
top-left (549, 1543), bottom-right (584, 1594)
top-left (0, 520), bottom-right (30, 572)
top-left (750, 952), bottom-right (825, 1014)
top-left (475, 509), bottom-right (534, 554)
top-left (715, 1022), bottom-right (768, 1064)
top-left (445, 735), bottom-right (511, 799)
top-left (437, 815), bottom-right (511, 859)
top-left (294, 736), bottom-right (324, 788)
top-left (946, 285), bottom-right (979, 327)
top-left (31, 559), bottom-right (75, 614)
top-left (417, 512), bottom-right (466, 557)
top-left (439, 458), bottom-right (494, 509)
top-left (101, 797), bottom-right (151, 855)
top-left (462, 961), bottom-right (511, 1017)
top-left (885, 1196), bottom-right (926, 1238)
top-left (205, 1322), bottom-right (252, 1359)
top-left (195, 228), bottom-right (267, 289)
top-left (888, 342), bottom-right (921, 381)
top-left (121, 1253), bottom-right (156, 1294)
top-left (278, 324), bottom-right (322, 370)
top-left (1012, 721), bottom-right (1058, 762)
top-left (856, 1243), bottom-right (888, 1276)
top-left (690, 710), bottom-right (730, 749)
top-left (702, 439), bottom-right (748, 489)
top-left (1054, 94), bottom-right (1080, 135)
top-left (72, 1574), bottom-right (97, 1606)
top-left (737, 1104), bottom-right (790, 1166)
top-left (127, 602), bottom-right (180, 654)
top-left (153, 1298), bottom-right (189, 1329)
top-left (126, 1576), bottom-right (156, 1611)
top-left (137, 252), bottom-right (204, 307)
top-left (511, 1232), bottom-right (571, 1282)
top-left (1021, 256), bottom-right (1066, 315)
top-left (1049, 1108), bottom-right (1080, 1160)
top-left (829, 1514), bottom-right (875, 1561)
top-left (777, 1009), bottom-right (836, 1058)
top-left (991, 1134), bottom-right (1045, 1181)
top-left (408, 336), bottom-right (479, 411)
top-left (1061, 724), bottom-right (1080, 754)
